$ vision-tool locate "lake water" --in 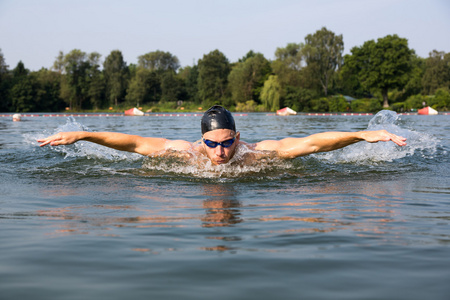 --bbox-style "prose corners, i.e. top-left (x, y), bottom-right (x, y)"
top-left (1, 111), bottom-right (449, 300)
